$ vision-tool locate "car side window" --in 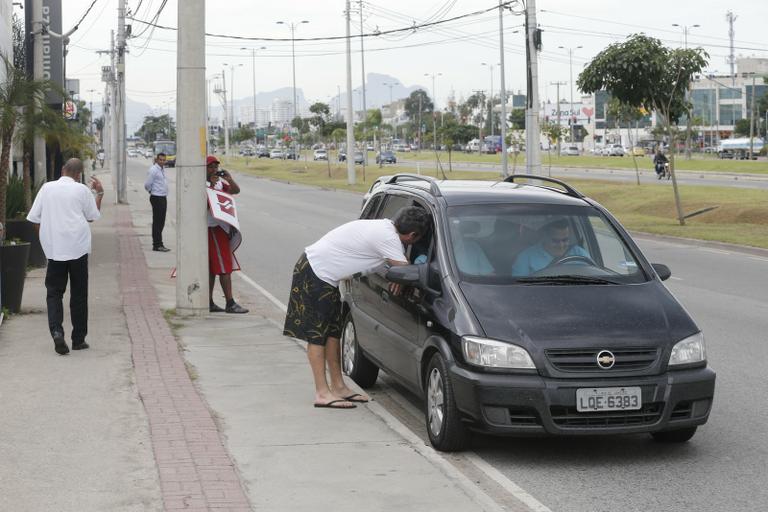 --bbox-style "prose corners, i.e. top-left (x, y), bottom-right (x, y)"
top-left (361, 193), bottom-right (383, 219)
top-left (377, 194), bottom-right (412, 220)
